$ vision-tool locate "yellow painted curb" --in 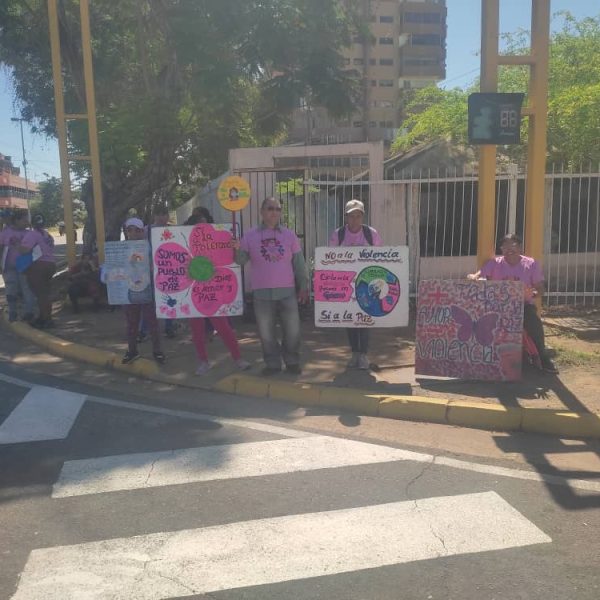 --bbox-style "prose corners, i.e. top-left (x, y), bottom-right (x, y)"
top-left (379, 395), bottom-right (448, 423)
top-left (268, 380), bottom-right (321, 405)
top-left (447, 400), bottom-right (523, 431)
top-left (214, 374), bottom-right (240, 394)
top-left (318, 387), bottom-right (382, 415)
top-left (521, 409), bottom-right (600, 438)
